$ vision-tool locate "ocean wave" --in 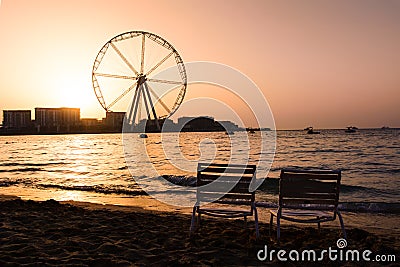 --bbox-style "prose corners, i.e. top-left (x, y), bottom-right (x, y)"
top-left (0, 162), bottom-right (63, 167)
top-left (339, 202), bottom-right (400, 213)
top-left (162, 175), bottom-right (197, 186)
top-left (258, 178), bottom-right (398, 196)
top-left (0, 162), bottom-right (64, 173)
top-left (2, 176), bottom-right (399, 214)
top-left (1, 175), bottom-right (392, 197)
top-left (0, 167), bottom-right (44, 172)
top-left (36, 184), bottom-right (147, 196)
top-left (117, 166), bottom-right (128, 170)
top-left (0, 180), bottom-right (20, 187)
top-left (160, 175), bottom-right (379, 197)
